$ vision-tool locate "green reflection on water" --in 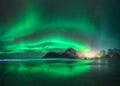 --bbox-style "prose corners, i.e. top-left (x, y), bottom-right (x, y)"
top-left (6, 60), bottom-right (91, 77)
